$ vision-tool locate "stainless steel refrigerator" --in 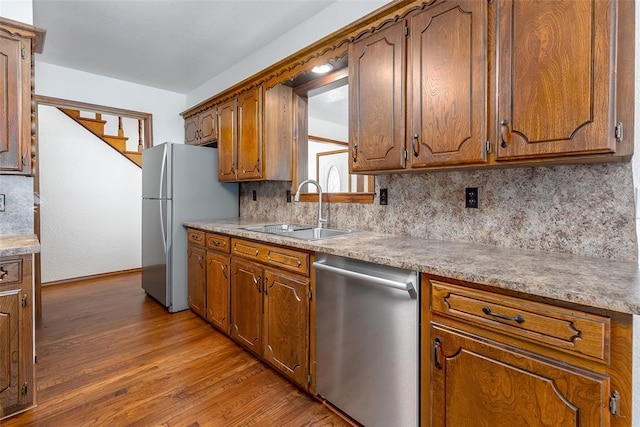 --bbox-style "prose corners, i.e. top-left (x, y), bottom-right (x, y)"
top-left (142, 142), bottom-right (238, 312)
